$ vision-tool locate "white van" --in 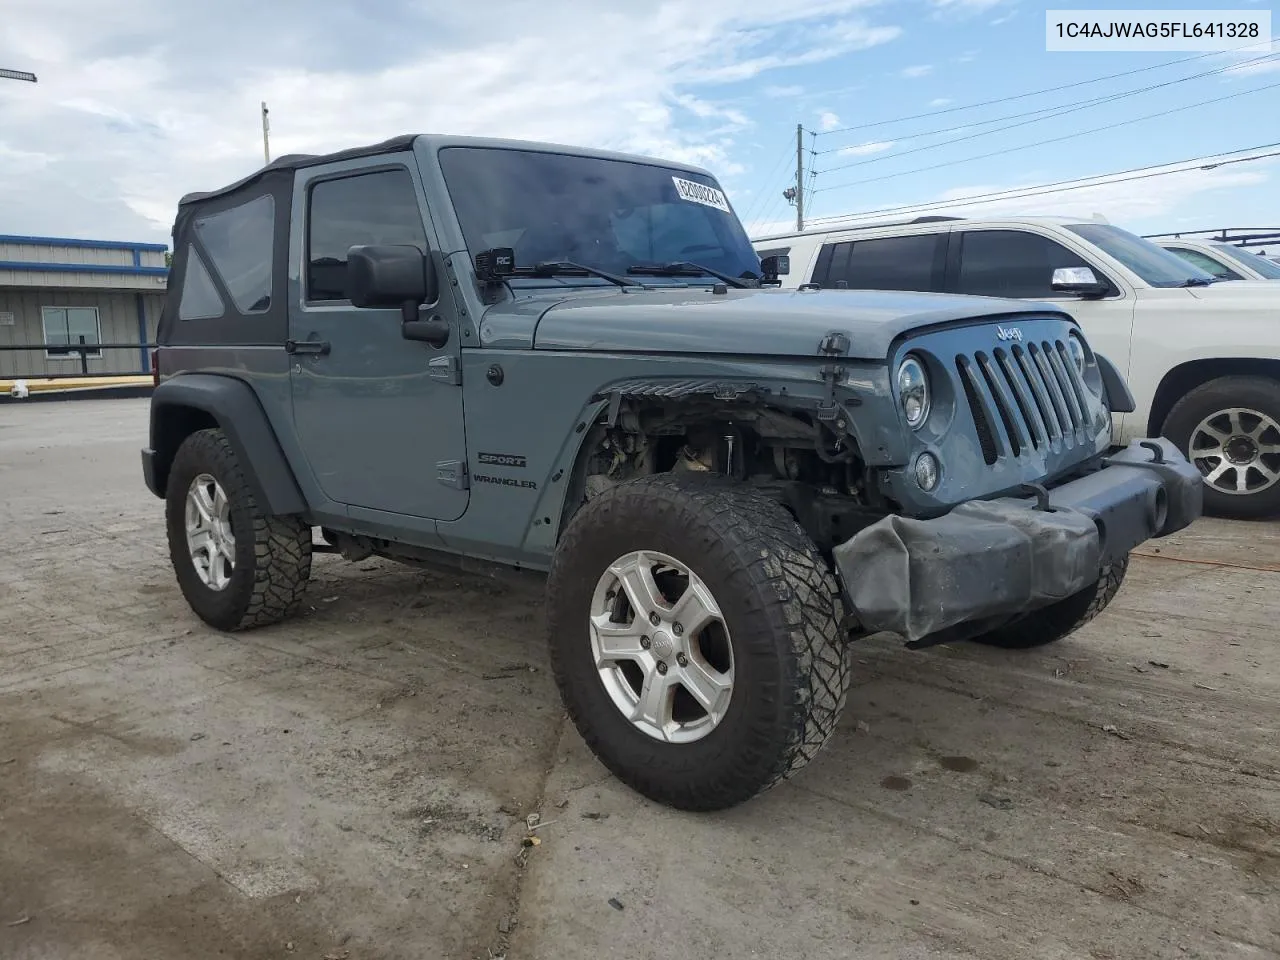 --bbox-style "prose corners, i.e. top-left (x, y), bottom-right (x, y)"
top-left (754, 215), bottom-right (1280, 519)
